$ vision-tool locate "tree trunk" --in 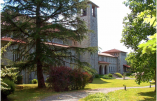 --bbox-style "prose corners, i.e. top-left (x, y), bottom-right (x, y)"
top-left (35, 2), bottom-right (46, 88)
top-left (37, 59), bottom-right (46, 88)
